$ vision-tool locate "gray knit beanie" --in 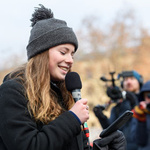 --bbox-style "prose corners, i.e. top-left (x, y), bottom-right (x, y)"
top-left (26, 4), bottom-right (78, 60)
